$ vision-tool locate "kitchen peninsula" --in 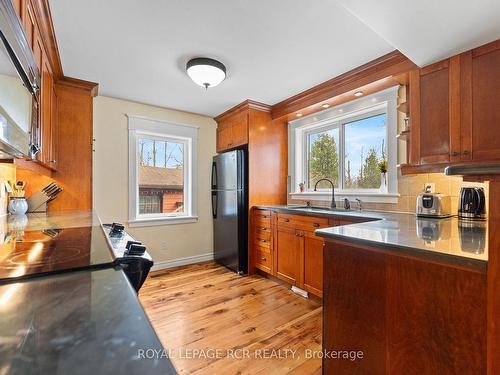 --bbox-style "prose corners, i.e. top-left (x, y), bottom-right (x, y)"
top-left (251, 205), bottom-right (487, 373)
